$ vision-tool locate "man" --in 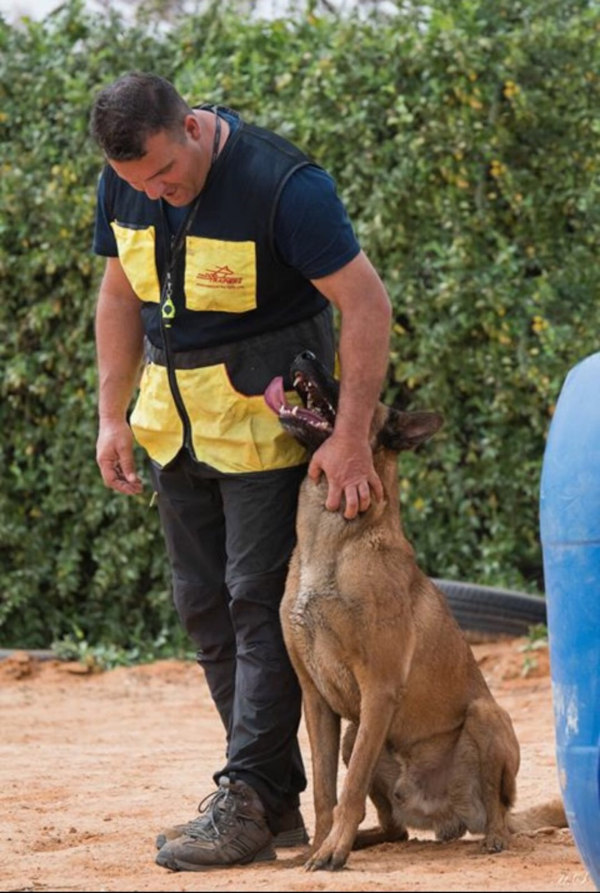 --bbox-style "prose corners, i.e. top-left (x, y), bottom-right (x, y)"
top-left (89, 72), bottom-right (391, 872)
